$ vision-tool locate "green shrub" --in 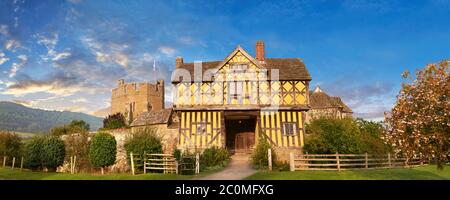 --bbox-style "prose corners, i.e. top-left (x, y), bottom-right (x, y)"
top-left (50, 120), bottom-right (91, 136)
top-left (89, 132), bottom-right (116, 174)
top-left (304, 118), bottom-right (363, 154)
top-left (41, 136), bottom-right (66, 172)
top-left (50, 126), bottom-right (72, 136)
top-left (251, 139), bottom-right (273, 168)
top-left (103, 113), bottom-right (127, 129)
top-left (200, 146), bottom-right (229, 169)
top-left (68, 120), bottom-right (90, 132)
top-left (24, 136), bottom-right (46, 170)
top-left (304, 118), bottom-right (390, 155)
top-left (274, 161), bottom-right (290, 171)
top-left (24, 136), bottom-right (65, 171)
top-left (173, 149), bottom-right (182, 161)
top-left (124, 128), bottom-right (163, 166)
top-left (0, 131), bottom-right (23, 160)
